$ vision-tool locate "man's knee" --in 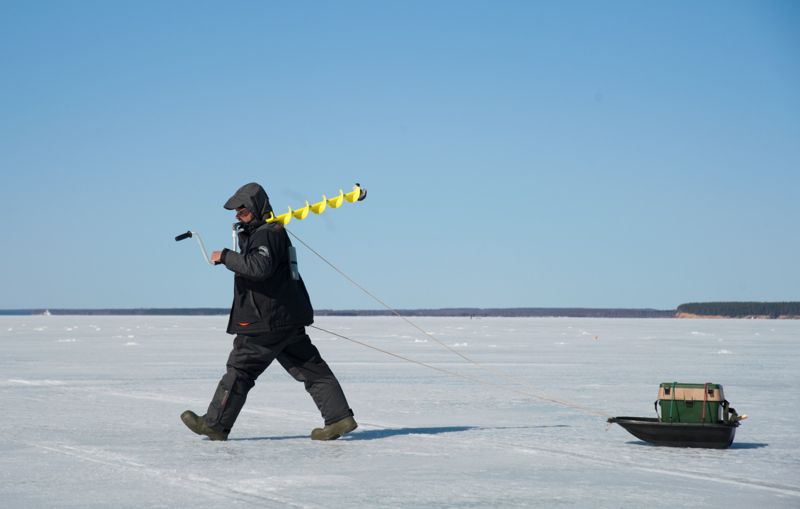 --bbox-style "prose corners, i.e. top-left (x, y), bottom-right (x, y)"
top-left (222, 366), bottom-right (256, 390)
top-left (282, 355), bottom-right (335, 382)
